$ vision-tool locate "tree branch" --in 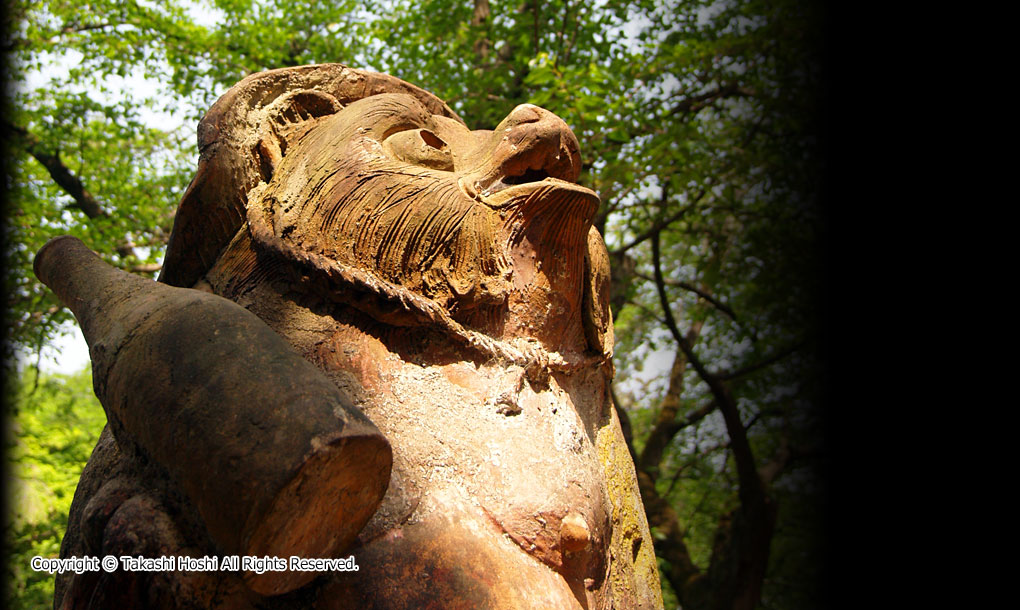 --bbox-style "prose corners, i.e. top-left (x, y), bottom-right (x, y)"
top-left (8, 121), bottom-right (151, 264)
top-left (8, 122), bottom-right (108, 219)
top-left (652, 202), bottom-right (781, 608)
top-left (128, 263), bottom-right (162, 274)
top-left (60, 22), bottom-right (117, 35)
top-left (636, 469), bottom-right (706, 603)
top-left (561, 0), bottom-right (580, 65)
top-left (758, 442), bottom-right (822, 486)
top-left (717, 341), bottom-right (804, 381)
top-left (640, 394), bottom-right (715, 476)
top-left (531, 0), bottom-right (540, 55)
top-left (635, 271), bottom-right (738, 321)
top-left (471, 0), bottom-right (492, 59)
top-left (611, 187), bottom-right (706, 255)
top-left (638, 349), bottom-right (688, 474)
top-left (671, 83), bottom-right (756, 118)
top-left (650, 185), bottom-right (765, 510)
